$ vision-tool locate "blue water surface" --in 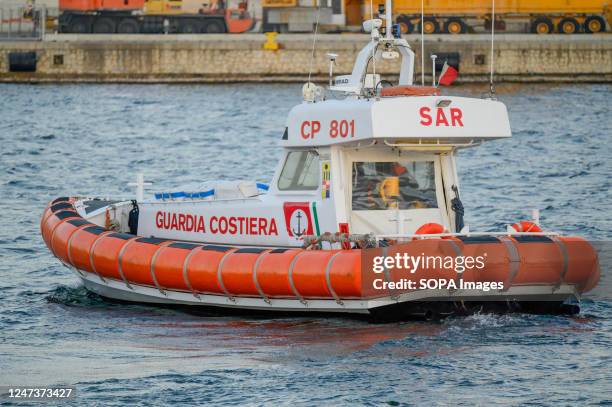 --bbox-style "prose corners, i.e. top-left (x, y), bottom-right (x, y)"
top-left (0, 83), bottom-right (610, 405)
